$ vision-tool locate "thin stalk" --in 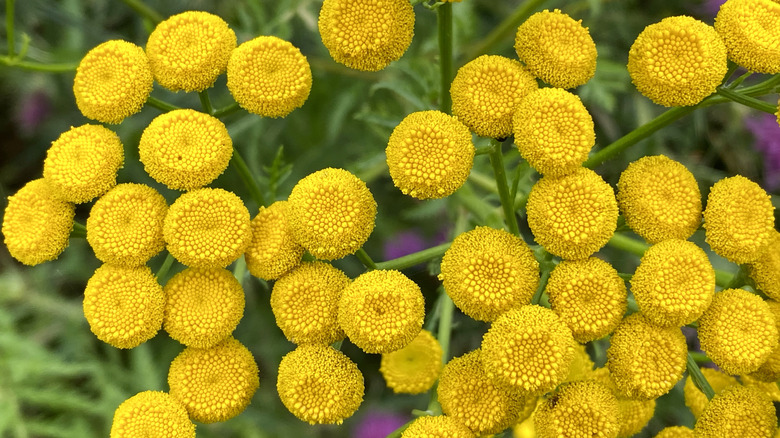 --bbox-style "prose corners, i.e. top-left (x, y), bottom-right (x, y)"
top-left (120, 0), bottom-right (163, 24)
top-left (230, 147), bottom-right (265, 207)
top-left (437, 292), bottom-right (455, 362)
top-left (70, 221), bottom-right (87, 239)
top-left (355, 248), bottom-right (377, 270)
top-left (198, 90), bottom-right (214, 115)
top-left (375, 242), bottom-right (451, 271)
top-left (155, 253), bottom-right (175, 280)
top-left (717, 87), bottom-right (777, 114)
top-left (488, 139), bottom-right (520, 235)
top-left (6, 0), bottom-right (15, 57)
top-left (213, 102), bottom-right (242, 118)
top-left (531, 267), bottom-right (551, 305)
top-left (687, 352), bottom-right (715, 400)
top-left (438, 2), bottom-right (453, 114)
top-left (145, 96), bottom-right (181, 112)
top-left (607, 233), bottom-right (649, 257)
top-left (0, 58), bottom-right (78, 72)
top-left (727, 70), bottom-right (753, 89)
top-left (474, 145), bottom-right (493, 155)
top-left (464, 0), bottom-right (548, 61)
